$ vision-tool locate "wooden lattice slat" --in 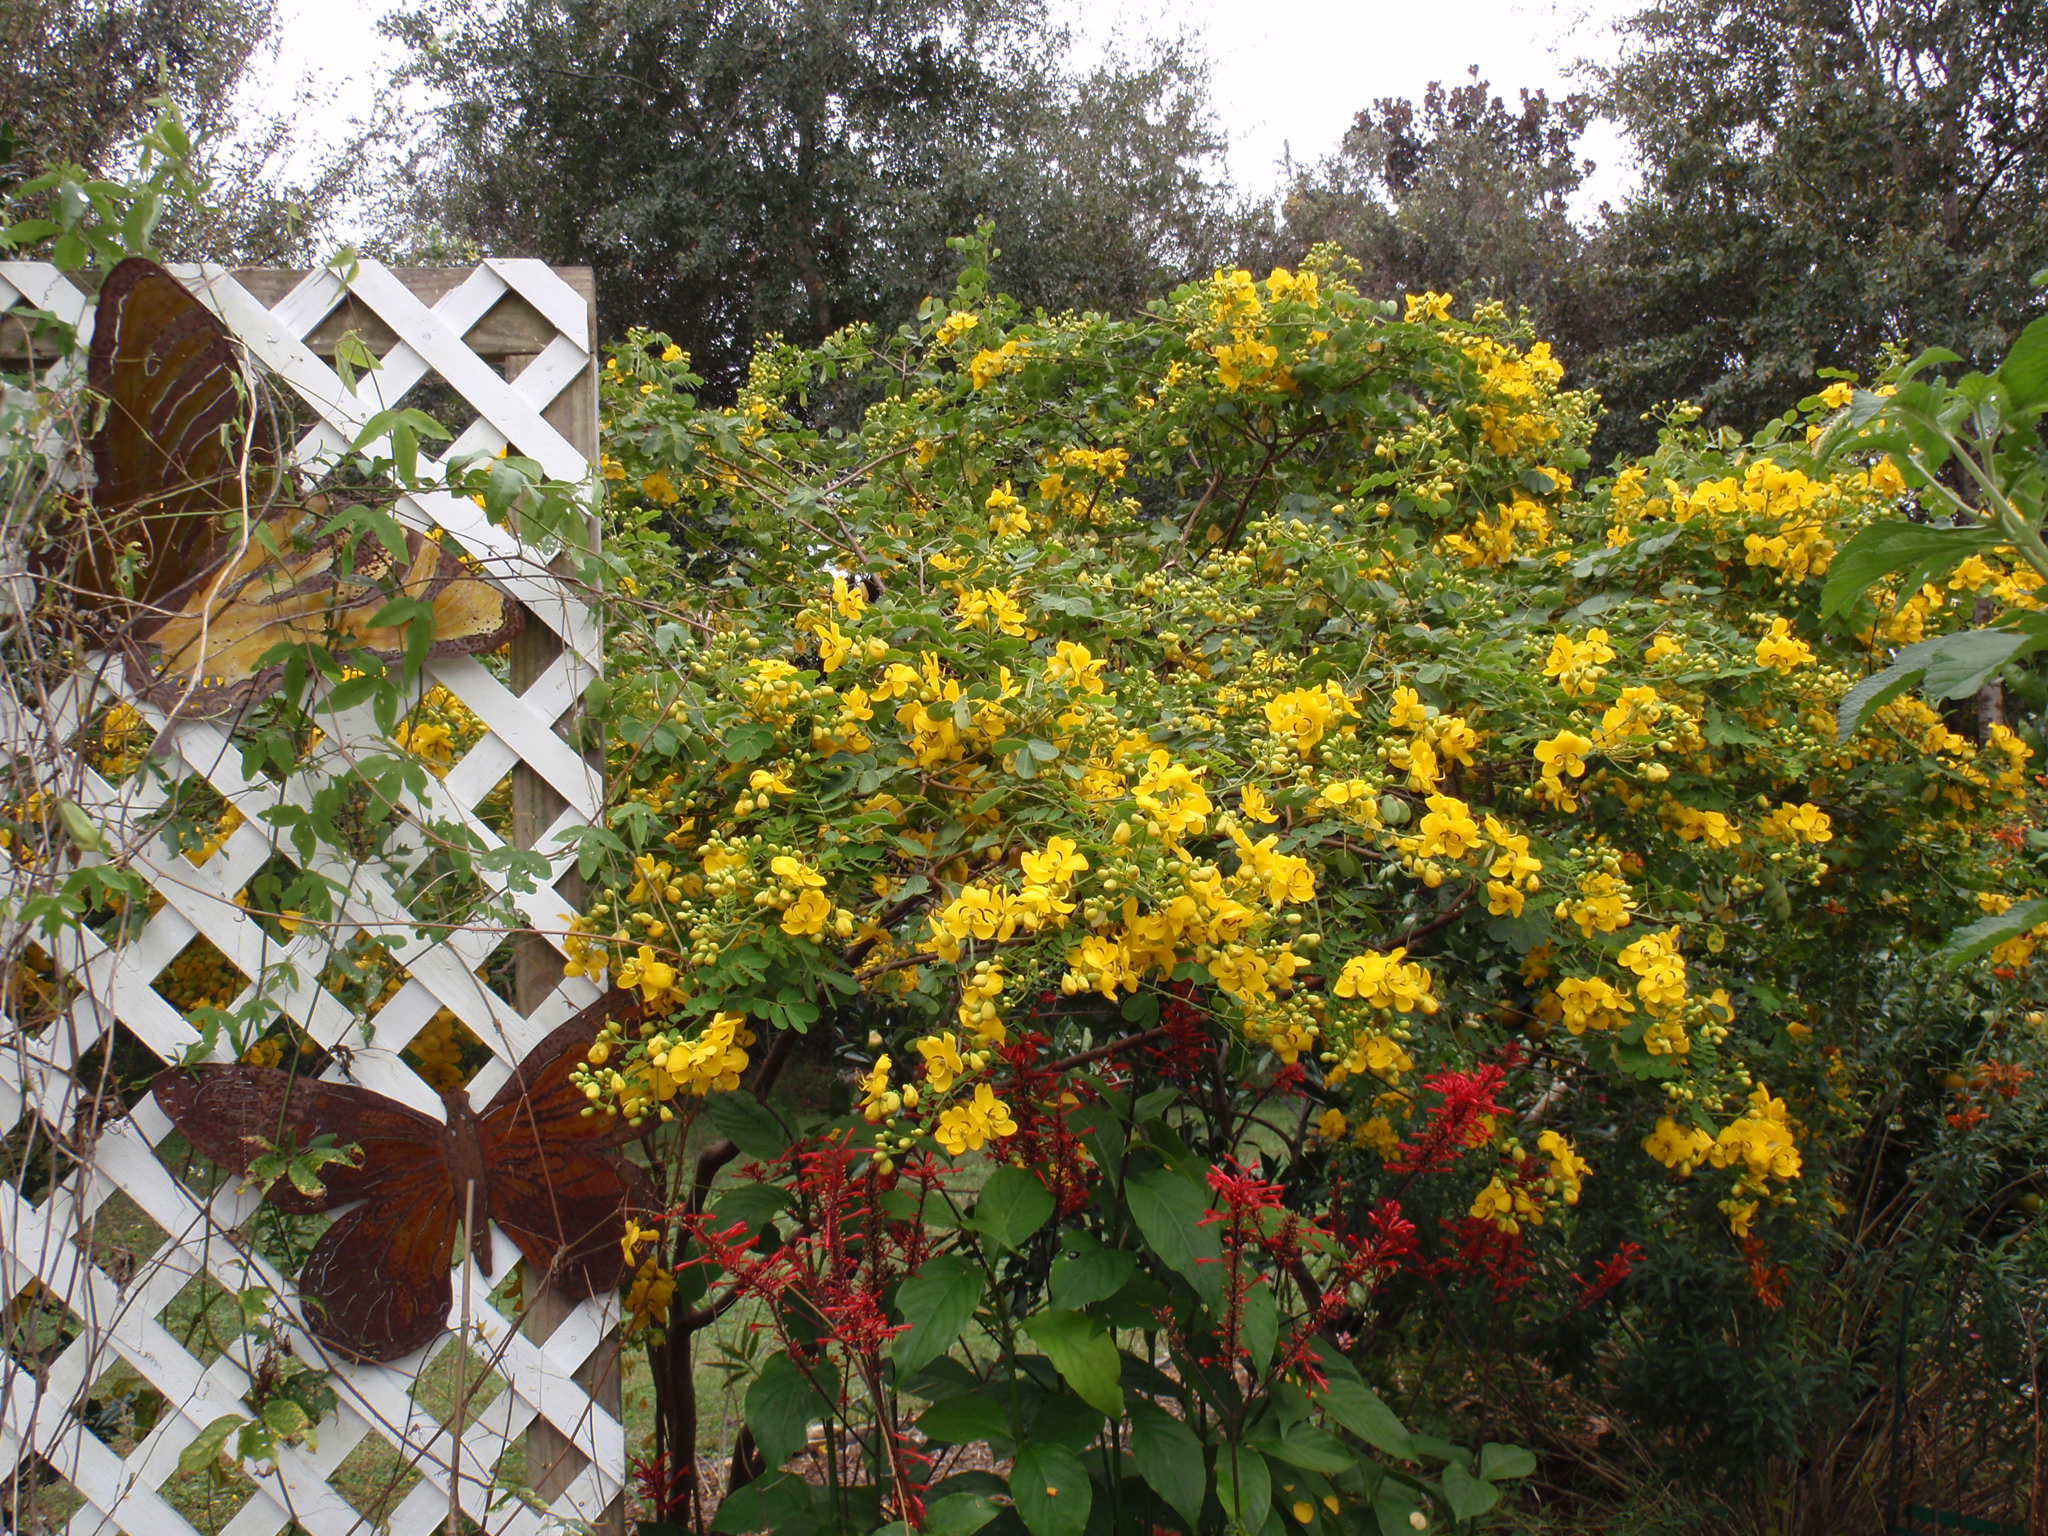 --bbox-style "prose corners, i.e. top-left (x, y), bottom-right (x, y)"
top-left (0, 260), bottom-right (620, 1536)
